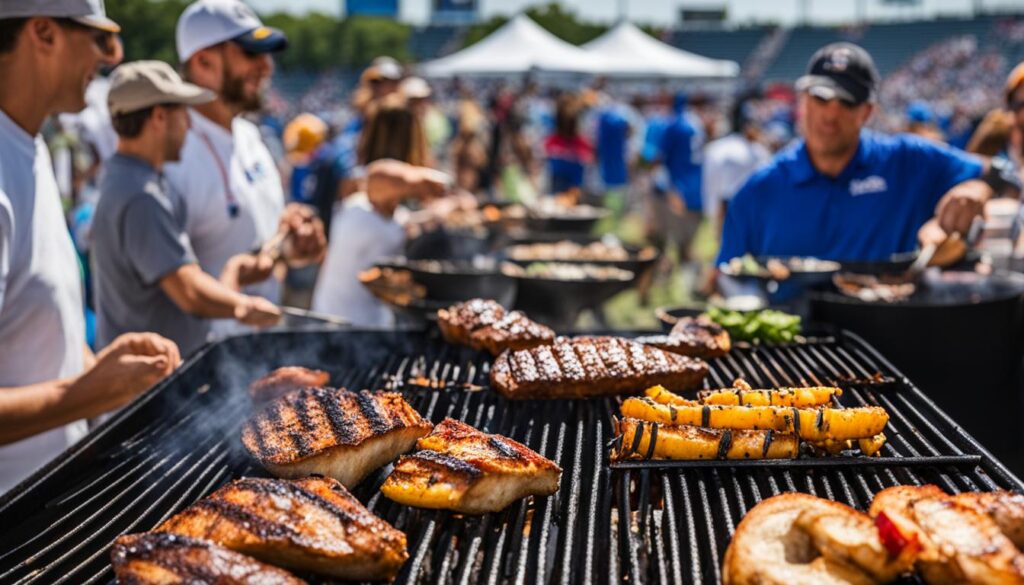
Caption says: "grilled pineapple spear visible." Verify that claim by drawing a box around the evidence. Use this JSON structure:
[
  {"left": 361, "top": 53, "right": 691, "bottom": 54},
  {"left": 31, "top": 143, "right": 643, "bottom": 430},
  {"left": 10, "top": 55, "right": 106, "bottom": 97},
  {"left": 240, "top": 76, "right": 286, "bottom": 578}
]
[
  {"left": 620, "top": 397, "right": 888, "bottom": 442},
  {"left": 613, "top": 418, "right": 798, "bottom": 461},
  {"left": 644, "top": 384, "right": 696, "bottom": 406},
  {"left": 698, "top": 385, "right": 841, "bottom": 408}
]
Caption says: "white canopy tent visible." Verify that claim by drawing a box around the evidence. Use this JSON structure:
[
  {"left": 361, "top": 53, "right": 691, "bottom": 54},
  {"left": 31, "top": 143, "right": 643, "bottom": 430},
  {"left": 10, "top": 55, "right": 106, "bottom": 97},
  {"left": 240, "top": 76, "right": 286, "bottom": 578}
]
[
  {"left": 582, "top": 21, "right": 740, "bottom": 78},
  {"left": 417, "top": 14, "right": 605, "bottom": 77}
]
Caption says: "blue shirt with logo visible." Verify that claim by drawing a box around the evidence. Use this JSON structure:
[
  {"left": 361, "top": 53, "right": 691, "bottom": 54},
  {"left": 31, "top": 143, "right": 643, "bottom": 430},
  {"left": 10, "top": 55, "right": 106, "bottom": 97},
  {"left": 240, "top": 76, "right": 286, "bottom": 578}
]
[
  {"left": 717, "top": 130, "right": 983, "bottom": 265},
  {"left": 659, "top": 111, "right": 705, "bottom": 212}
]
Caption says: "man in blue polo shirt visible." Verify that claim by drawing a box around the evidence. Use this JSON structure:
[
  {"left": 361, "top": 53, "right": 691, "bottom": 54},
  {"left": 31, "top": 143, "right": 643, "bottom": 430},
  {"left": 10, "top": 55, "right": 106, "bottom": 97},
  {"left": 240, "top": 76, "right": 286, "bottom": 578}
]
[{"left": 718, "top": 43, "right": 992, "bottom": 267}]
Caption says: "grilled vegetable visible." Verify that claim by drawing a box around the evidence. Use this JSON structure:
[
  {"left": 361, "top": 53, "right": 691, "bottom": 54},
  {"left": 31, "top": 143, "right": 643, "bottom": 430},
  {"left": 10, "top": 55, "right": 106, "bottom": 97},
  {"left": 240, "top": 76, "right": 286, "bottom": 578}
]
[
  {"left": 644, "top": 384, "right": 696, "bottom": 406},
  {"left": 612, "top": 418, "right": 798, "bottom": 461},
  {"left": 698, "top": 385, "right": 841, "bottom": 408},
  {"left": 806, "top": 433, "right": 887, "bottom": 457},
  {"left": 857, "top": 433, "right": 887, "bottom": 457},
  {"left": 619, "top": 397, "right": 888, "bottom": 442},
  {"left": 705, "top": 307, "right": 801, "bottom": 344}
]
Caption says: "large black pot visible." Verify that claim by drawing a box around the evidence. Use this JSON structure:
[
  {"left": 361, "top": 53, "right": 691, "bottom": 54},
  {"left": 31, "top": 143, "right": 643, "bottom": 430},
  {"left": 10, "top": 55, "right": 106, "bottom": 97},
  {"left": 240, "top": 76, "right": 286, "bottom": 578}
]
[{"left": 810, "top": 269, "right": 1024, "bottom": 467}]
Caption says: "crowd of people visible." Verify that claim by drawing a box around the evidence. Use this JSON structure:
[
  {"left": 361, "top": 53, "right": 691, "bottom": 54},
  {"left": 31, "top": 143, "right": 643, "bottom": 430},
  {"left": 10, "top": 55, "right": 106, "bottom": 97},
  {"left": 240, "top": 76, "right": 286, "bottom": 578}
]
[{"left": 4, "top": 0, "right": 1024, "bottom": 494}]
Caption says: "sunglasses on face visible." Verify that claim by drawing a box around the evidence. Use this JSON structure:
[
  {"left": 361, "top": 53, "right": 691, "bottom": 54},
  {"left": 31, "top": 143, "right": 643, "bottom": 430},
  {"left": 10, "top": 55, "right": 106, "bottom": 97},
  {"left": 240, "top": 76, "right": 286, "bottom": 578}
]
[
  {"left": 810, "top": 94, "right": 859, "bottom": 110},
  {"left": 1009, "top": 99, "right": 1024, "bottom": 114},
  {"left": 56, "top": 18, "right": 118, "bottom": 57}
]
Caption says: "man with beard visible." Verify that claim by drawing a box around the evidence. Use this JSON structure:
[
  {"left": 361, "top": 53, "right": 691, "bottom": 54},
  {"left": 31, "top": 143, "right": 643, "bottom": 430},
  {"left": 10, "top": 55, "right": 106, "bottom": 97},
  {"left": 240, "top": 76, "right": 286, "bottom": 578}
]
[
  {"left": 0, "top": 1, "right": 181, "bottom": 492},
  {"left": 92, "top": 61, "right": 282, "bottom": 357},
  {"left": 165, "top": 0, "right": 326, "bottom": 336}
]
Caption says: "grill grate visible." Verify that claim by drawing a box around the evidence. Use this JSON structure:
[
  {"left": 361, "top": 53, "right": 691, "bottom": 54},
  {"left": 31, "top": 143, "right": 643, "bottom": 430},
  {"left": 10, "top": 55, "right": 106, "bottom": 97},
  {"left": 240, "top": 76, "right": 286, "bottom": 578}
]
[{"left": 0, "top": 329, "right": 1020, "bottom": 584}]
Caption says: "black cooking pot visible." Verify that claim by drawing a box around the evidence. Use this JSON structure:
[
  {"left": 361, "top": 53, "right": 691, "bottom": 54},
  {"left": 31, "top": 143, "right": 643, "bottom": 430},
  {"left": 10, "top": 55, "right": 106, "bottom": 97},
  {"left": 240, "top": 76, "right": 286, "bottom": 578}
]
[
  {"left": 374, "top": 258, "right": 517, "bottom": 309},
  {"left": 810, "top": 269, "right": 1024, "bottom": 467},
  {"left": 510, "top": 266, "right": 635, "bottom": 330},
  {"left": 502, "top": 241, "right": 660, "bottom": 282}
]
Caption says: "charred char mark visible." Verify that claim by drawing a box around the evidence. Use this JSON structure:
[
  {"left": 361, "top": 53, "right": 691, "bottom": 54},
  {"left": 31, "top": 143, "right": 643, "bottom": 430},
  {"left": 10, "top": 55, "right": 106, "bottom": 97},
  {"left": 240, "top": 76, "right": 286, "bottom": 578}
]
[
  {"left": 488, "top": 436, "right": 524, "bottom": 460},
  {"left": 408, "top": 450, "right": 483, "bottom": 478},
  {"left": 235, "top": 478, "right": 360, "bottom": 525},
  {"left": 114, "top": 534, "right": 224, "bottom": 582},
  {"left": 314, "top": 387, "right": 359, "bottom": 445},
  {"left": 355, "top": 391, "right": 390, "bottom": 435},
  {"left": 190, "top": 498, "right": 297, "bottom": 540}
]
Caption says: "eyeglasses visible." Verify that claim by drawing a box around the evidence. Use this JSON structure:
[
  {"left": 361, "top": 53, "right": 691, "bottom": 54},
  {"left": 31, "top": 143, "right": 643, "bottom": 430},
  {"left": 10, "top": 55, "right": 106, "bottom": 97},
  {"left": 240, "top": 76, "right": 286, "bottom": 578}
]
[
  {"left": 56, "top": 18, "right": 118, "bottom": 58},
  {"left": 810, "top": 93, "right": 859, "bottom": 110}
]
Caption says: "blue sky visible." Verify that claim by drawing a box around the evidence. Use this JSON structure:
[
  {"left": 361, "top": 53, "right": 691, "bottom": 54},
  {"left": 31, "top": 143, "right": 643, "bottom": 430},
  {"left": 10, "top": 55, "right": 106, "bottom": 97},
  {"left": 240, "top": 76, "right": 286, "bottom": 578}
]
[{"left": 247, "top": 0, "right": 1021, "bottom": 26}]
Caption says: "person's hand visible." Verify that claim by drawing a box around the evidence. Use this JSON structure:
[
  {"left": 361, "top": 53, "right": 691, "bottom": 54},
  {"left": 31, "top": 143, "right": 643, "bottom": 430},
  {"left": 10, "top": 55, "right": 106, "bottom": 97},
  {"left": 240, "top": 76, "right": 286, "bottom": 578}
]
[
  {"left": 279, "top": 203, "right": 326, "bottom": 266},
  {"left": 917, "top": 219, "right": 968, "bottom": 267},
  {"left": 667, "top": 192, "right": 686, "bottom": 216},
  {"left": 935, "top": 182, "right": 987, "bottom": 236},
  {"left": 74, "top": 333, "right": 181, "bottom": 413},
  {"left": 412, "top": 167, "right": 451, "bottom": 202},
  {"left": 222, "top": 253, "right": 276, "bottom": 290},
  {"left": 234, "top": 295, "right": 282, "bottom": 327}
]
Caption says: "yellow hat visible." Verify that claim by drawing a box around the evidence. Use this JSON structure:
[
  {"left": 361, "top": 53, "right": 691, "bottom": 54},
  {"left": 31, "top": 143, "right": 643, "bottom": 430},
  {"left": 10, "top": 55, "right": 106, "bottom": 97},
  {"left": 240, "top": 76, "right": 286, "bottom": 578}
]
[{"left": 283, "top": 113, "right": 327, "bottom": 161}]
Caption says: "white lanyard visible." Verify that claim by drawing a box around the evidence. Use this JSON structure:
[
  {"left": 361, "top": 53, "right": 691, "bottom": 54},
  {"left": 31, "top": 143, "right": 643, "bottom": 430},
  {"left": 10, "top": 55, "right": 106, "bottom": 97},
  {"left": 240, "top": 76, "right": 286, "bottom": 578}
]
[{"left": 196, "top": 131, "right": 240, "bottom": 219}]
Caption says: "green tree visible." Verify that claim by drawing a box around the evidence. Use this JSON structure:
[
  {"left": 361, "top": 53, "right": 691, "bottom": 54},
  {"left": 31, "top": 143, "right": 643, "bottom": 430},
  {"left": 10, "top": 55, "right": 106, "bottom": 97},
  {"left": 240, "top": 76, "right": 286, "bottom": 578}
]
[{"left": 107, "top": 0, "right": 189, "bottom": 64}]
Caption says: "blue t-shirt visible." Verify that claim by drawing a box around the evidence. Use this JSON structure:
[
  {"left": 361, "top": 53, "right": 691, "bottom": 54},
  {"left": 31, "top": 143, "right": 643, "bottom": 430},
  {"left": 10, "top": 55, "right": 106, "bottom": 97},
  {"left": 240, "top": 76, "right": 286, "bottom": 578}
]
[
  {"left": 595, "top": 106, "right": 630, "bottom": 188},
  {"left": 717, "top": 130, "right": 984, "bottom": 265},
  {"left": 659, "top": 111, "right": 705, "bottom": 212}
]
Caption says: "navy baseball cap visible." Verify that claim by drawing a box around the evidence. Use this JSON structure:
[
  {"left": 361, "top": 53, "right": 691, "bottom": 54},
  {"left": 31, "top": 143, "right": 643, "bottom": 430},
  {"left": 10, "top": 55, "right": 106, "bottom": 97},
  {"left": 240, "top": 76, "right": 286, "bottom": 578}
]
[{"left": 795, "top": 42, "right": 879, "bottom": 105}]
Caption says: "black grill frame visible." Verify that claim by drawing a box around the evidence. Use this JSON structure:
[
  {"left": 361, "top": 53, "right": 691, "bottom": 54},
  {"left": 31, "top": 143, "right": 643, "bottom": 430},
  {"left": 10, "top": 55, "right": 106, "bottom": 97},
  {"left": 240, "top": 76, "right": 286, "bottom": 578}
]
[{"left": 0, "top": 328, "right": 1020, "bottom": 585}]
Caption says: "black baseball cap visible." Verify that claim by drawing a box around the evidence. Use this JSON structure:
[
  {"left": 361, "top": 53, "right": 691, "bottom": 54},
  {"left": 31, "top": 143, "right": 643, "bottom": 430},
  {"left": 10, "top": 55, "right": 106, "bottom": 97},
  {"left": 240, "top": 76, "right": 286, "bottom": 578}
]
[{"left": 795, "top": 42, "right": 879, "bottom": 105}]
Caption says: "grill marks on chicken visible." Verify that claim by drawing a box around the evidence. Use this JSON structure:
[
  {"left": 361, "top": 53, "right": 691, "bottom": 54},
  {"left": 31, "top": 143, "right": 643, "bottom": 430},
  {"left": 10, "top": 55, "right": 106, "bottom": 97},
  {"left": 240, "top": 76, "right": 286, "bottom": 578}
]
[
  {"left": 380, "top": 418, "right": 561, "bottom": 514},
  {"left": 155, "top": 477, "right": 407, "bottom": 581},
  {"left": 490, "top": 336, "right": 708, "bottom": 399},
  {"left": 241, "top": 387, "right": 432, "bottom": 488},
  {"left": 111, "top": 532, "right": 306, "bottom": 585}
]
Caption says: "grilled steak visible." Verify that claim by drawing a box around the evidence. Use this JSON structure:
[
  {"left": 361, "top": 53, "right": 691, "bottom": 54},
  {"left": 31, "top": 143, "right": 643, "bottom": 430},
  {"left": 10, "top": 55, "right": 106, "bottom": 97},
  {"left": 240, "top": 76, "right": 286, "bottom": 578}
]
[
  {"left": 470, "top": 310, "right": 555, "bottom": 356},
  {"left": 380, "top": 418, "right": 561, "bottom": 514},
  {"left": 111, "top": 532, "right": 305, "bottom": 585},
  {"left": 490, "top": 336, "right": 708, "bottom": 399},
  {"left": 241, "top": 387, "right": 432, "bottom": 488},
  {"left": 637, "top": 316, "right": 730, "bottom": 359},
  {"left": 249, "top": 367, "right": 330, "bottom": 405},
  {"left": 437, "top": 299, "right": 506, "bottom": 346},
  {"left": 155, "top": 477, "right": 407, "bottom": 581}
]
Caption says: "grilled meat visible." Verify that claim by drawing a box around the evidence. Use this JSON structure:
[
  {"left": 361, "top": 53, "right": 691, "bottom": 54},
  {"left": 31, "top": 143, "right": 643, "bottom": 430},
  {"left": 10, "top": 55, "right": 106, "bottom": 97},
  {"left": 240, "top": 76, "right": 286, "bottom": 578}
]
[
  {"left": 249, "top": 367, "right": 330, "bottom": 405},
  {"left": 636, "top": 316, "right": 731, "bottom": 359},
  {"left": 111, "top": 532, "right": 305, "bottom": 585},
  {"left": 469, "top": 310, "right": 555, "bottom": 356},
  {"left": 490, "top": 336, "right": 708, "bottom": 399},
  {"left": 956, "top": 491, "right": 1024, "bottom": 550},
  {"left": 155, "top": 477, "right": 407, "bottom": 581},
  {"left": 870, "top": 485, "right": 1024, "bottom": 585},
  {"left": 241, "top": 387, "right": 432, "bottom": 488},
  {"left": 380, "top": 418, "right": 561, "bottom": 514},
  {"left": 437, "top": 299, "right": 506, "bottom": 346},
  {"left": 723, "top": 493, "right": 883, "bottom": 585}
]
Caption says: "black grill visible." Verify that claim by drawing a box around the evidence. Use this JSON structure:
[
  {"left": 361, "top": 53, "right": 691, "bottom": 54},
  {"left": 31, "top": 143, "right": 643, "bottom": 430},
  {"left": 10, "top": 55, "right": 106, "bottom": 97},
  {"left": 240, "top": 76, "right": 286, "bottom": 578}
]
[{"left": 0, "top": 329, "right": 1020, "bottom": 584}]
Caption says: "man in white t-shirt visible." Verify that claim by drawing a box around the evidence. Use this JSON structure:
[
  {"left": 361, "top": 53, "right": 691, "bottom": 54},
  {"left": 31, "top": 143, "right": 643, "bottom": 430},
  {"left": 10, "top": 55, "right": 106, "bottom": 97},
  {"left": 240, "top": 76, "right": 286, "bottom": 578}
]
[
  {"left": 702, "top": 99, "right": 771, "bottom": 235},
  {"left": 164, "top": 0, "right": 326, "bottom": 336},
  {"left": 0, "top": 1, "right": 181, "bottom": 493}
]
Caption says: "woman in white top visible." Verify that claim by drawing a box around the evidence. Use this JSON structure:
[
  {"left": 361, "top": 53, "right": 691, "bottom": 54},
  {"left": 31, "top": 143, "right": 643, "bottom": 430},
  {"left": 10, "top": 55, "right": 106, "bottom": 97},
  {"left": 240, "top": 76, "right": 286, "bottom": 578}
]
[{"left": 313, "top": 94, "right": 447, "bottom": 326}]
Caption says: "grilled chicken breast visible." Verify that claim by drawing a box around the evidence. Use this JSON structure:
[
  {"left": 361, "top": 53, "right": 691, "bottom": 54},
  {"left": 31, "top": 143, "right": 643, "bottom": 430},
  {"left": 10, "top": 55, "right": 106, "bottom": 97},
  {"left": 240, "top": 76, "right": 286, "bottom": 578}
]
[
  {"left": 111, "top": 532, "right": 305, "bottom": 585},
  {"left": 380, "top": 418, "right": 561, "bottom": 514},
  {"left": 490, "top": 336, "right": 708, "bottom": 399},
  {"left": 248, "top": 367, "right": 330, "bottom": 405},
  {"left": 636, "top": 316, "right": 731, "bottom": 359},
  {"left": 955, "top": 491, "right": 1024, "bottom": 549},
  {"left": 469, "top": 310, "right": 555, "bottom": 356},
  {"left": 437, "top": 299, "right": 506, "bottom": 346},
  {"left": 155, "top": 477, "right": 407, "bottom": 581},
  {"left": 723, "top": 493, "right": 880, "bottom": 585},
  {"left": 870, "top": 485, "right": 1024, "bottom": 585},
  {"left": 241, "top": 387, "right": 432, "bottom": 488}
]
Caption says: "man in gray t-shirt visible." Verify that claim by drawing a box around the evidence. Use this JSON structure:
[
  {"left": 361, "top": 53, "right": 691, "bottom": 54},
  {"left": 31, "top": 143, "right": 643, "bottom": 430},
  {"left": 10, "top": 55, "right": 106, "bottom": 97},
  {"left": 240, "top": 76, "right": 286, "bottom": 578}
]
[{"left": 92, "top": 61, "right": 280, "bottom": 356}]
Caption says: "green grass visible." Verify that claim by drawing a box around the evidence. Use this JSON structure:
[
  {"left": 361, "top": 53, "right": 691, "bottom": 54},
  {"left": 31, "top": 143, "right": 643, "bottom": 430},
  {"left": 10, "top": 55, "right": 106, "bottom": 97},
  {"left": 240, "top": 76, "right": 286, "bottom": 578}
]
[{"left": 581, "top": 211, "right": 719, "bottom": 331}]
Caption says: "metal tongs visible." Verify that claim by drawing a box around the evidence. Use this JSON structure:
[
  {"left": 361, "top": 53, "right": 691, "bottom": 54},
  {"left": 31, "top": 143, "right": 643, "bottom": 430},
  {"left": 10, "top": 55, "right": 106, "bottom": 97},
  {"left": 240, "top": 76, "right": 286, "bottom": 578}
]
[{"left": 906, "top": 216, "right": 985, "bottom": 282}]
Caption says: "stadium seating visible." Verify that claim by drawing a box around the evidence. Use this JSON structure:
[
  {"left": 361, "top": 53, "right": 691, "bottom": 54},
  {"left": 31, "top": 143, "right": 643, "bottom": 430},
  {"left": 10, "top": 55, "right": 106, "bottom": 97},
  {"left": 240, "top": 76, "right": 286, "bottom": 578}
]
[
  {"left": 668, "top": 27, "right": 771, "bottom": 68},
  {"left": 408, "top": 25, "right": 465, "bottom": 61}
]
